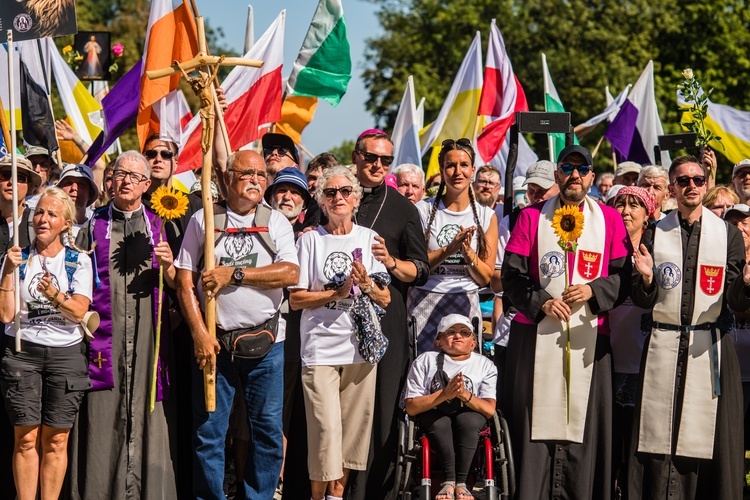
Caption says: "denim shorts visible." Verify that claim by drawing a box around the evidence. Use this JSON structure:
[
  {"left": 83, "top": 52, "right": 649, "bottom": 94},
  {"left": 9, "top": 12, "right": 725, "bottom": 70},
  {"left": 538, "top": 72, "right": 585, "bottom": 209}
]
[{"left": 0, "top": 336, "right": 91, "bottom": 428}]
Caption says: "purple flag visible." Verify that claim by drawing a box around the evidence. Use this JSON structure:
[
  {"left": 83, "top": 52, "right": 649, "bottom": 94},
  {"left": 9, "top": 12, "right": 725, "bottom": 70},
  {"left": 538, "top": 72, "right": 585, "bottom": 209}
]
[{"left": 85, "top": 60, "right": 142, "bottom": 166}]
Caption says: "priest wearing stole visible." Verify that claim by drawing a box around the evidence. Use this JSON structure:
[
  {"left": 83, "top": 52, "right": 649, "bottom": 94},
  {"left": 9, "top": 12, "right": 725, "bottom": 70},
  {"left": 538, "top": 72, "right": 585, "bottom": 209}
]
[
  {"left": 629, "top": 155, "right": 750, "bottom": 500},
  {"left": 501, "top": 145, "right": 631, "bottom": 499}
]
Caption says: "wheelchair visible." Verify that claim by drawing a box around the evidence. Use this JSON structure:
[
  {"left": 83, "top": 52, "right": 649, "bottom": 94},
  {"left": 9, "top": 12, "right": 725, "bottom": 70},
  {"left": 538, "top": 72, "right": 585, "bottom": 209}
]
[{"left": 394, "top": 313, "right": 515, "bottom": 499}]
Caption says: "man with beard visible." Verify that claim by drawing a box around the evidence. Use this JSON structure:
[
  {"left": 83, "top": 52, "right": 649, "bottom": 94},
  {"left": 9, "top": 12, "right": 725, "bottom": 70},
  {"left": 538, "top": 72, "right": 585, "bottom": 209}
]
[
  {"left": 629, "top": 155, "right": 750, "bottom": 500},
  {"left": 732, "top": 159, "right": 750, "bottom": 205},
  {"left": 175, "top": 150, "right": 299, "bottom": 499},
  {"left": 472, "top": 164, "right": 502, "bottom": 210},
  {"left": 262, "top": 133, "right": 299, "bottom": 183},
  {"left": 501, "top": 145, "right": 631, "bottom": 499},
  {"left": 345, "top": 129, "right": 429, "bottom": 500}
]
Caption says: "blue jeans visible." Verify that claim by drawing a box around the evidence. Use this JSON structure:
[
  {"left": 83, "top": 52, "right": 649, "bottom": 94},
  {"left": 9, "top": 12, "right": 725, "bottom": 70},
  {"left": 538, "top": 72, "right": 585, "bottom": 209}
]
[{"left": 192, "top": 341, "right": 284, "bottom": 499}]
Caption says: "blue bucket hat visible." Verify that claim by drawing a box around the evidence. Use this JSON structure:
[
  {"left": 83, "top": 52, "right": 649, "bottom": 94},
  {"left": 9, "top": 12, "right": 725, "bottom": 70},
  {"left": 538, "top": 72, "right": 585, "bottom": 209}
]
[{"left": 263, "top": 167, "right": 311, "bottom": 206}]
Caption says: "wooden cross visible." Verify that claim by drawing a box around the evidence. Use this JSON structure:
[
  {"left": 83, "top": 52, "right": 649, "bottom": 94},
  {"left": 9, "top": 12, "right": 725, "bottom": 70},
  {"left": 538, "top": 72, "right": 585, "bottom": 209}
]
[
  {"left": 147, "top": 14, "right": 263, "bottom": 412},
  {"left": 94, "top": 351, "right": 107, "bottom": 369}
]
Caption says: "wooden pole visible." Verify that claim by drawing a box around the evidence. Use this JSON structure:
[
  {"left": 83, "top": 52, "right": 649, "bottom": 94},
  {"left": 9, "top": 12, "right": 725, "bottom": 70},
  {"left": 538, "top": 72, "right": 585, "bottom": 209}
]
[{"left": 7, "top": 31, "right": 21, "bottom": 353}]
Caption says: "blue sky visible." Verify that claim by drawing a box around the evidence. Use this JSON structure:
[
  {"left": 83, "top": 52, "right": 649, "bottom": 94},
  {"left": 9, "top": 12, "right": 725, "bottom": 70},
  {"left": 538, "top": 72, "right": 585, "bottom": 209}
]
[{"left": 194, "top": 0, "right": 382, "bottom": 158}]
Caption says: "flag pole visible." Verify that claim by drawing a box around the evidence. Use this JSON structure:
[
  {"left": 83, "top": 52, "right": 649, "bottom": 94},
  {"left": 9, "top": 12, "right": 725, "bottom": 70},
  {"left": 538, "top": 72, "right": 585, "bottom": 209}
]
[
  {"left": 542, "top": 53, "right": 555, "bottom": 162},
  {"left": 7, "top": 30, "right": 22, "bottom": 353}
]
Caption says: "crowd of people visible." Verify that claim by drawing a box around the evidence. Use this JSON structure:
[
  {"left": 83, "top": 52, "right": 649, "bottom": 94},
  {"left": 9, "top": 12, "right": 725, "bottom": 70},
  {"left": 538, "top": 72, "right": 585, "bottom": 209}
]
[{"left": 1, "top": 120, "right": 750, "bottom": 500}]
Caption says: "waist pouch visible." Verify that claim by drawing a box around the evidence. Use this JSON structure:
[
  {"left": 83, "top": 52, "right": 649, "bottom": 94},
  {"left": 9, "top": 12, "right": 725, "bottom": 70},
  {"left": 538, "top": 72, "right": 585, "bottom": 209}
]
[{"left": 218, "top": 311, "right": 279, "bottom": 361}]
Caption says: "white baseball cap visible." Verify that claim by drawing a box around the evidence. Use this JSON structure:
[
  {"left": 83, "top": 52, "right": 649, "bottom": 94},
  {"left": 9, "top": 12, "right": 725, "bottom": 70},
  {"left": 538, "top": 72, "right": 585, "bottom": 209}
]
[{"left": 436, "top": 314, "right": 474, "bottom": 336}]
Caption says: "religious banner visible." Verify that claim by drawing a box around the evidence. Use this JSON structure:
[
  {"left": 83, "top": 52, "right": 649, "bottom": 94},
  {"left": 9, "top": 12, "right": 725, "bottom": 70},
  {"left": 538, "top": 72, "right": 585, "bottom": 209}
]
[
  {"left": 74, "top": 31, "right": 110, "bottom": 81},
  {"left": 0, "top": 0, "right": 77, "bottom": 43}
]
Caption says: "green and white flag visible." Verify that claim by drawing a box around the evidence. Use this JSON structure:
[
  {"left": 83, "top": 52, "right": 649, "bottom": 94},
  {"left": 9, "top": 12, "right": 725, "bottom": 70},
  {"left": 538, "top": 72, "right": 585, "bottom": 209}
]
[
  {"left": 542, "top": 53, "right": 578, "bottom": 161},
  {"left": 285, "top": 0, "right": 351, "bottom": 106}
]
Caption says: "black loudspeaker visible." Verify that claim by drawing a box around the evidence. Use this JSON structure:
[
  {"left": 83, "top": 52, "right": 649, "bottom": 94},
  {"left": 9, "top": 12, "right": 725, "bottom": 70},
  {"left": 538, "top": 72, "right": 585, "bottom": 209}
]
[
  {"left": 516, "top": 112, "right": 571, "bottom": 134},
  {"left": 657, "top": 133, "right": 698, "bottom": 152}
]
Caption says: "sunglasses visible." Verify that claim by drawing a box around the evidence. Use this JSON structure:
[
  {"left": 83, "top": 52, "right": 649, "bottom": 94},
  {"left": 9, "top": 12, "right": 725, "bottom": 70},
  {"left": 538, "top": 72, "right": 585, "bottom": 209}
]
[
  {"left": 442, "top": 328, "right": 473, "bottom": 338},
  {"left": 264, "top": 147, "right": 294, "bottom": 160},
  {"left": 0, "top": 171, "right": 29, "bottom": 183},
  {"left": 144, "top": 149, "right": 175, "bottom": 161},
  {"left": 673, "top": 175, "right": 706, "bottom": 188},
  {"left": 441, "top": 138, "right": 473, "bottom": 149},
  {"left": 559, "top": 163, "right": 592, "bottom": 176},
  {"left": 323, "top": 186, "right": 354, "bottom": 199},
  {"left": 357, "top": 150, "right": 394, "bottom": 167}
]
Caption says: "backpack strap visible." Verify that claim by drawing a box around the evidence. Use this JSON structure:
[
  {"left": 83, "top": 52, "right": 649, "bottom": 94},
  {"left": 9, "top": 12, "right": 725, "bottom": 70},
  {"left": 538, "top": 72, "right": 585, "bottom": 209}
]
[
  {"left": 253, "top": 204, "right": 277, "bottom": 258},
  {"left": 64, "top": 247, "right": 79, "bottom": 294},
  {"left": 204, "top": 202, "right": 277, "bottom": 268},
  {"left": 18, "top": 246, "right": 31, "bottom": 281}
]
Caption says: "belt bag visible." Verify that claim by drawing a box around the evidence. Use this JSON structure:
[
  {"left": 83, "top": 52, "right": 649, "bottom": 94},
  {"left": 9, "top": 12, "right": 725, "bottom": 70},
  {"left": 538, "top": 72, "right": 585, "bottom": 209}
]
[{"left": 218, "top": 311, "right": 279, "bottom": 361}]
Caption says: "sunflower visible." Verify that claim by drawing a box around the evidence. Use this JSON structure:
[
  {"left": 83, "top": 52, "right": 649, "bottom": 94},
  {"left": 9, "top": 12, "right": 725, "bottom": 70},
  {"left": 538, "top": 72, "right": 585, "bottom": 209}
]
[
  {"left": 150, "top": 185, "right": 189, "bottom": 221},
  {"left": 552, "top": 205, "right": 584, "bottom": 243}
]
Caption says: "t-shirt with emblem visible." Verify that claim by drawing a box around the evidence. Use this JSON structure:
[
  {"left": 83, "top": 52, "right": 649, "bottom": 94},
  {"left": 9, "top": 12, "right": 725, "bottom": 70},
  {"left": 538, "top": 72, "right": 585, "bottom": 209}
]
[
  {"left": 415, "top": 199, "right": 494, "bottom": 294},
  {"left": 175, "top": 206, "right": 298, "bottom": 338},
  {"left": 2, "top": 247, "right": 93, "bottom": 347},
  {"left": 294, "top": 224, "right": 387, "bottom": 366},
  {"left": 404, "top": 351, "right": 498, "bottom": 400}
]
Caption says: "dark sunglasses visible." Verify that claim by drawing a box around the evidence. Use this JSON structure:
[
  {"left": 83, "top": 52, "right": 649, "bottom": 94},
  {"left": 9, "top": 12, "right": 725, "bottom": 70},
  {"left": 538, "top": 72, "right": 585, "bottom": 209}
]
[
  {"left": 559, "top": 163, "right": 592, "bottom": 176},
  {"left": 0, "top": 171, "right": 28, "bottom": 183},
  {"left": 441, "top": 138, "right": 473, "bottom": 149},
  {"left": 144, "top": 149, "right": 175, "bottom": 161},
  {"left": 673, "top": 175, "right": 706, "bottom": 188},
  {"left": 357, "top": 150, "right": 394, "bottom": 166},
  {"left": 264, "top": 147, "right": 294, "bottom": 159},
  {"left": 323, "top": 186, "right": 354, "bottom": 199}
]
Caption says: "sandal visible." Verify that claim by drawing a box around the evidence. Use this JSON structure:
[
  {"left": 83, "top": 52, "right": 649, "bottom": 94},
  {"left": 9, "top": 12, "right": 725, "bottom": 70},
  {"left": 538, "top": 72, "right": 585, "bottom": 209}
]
[
  {"left": 436, "top": 481, "right": 455, "bottom": 500},
  {"left": 455, "top": 483, "right": 474, "bottom": 500}
]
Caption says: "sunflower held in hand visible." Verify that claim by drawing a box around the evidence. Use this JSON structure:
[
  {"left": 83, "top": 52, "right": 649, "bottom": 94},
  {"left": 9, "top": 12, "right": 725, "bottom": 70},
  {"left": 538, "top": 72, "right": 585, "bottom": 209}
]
[
  {"left": 552, "top": 205, "right": 584, "bottom": 252},
  {"left": 150, "top": 185, "right": 189, "bottom": 221}
]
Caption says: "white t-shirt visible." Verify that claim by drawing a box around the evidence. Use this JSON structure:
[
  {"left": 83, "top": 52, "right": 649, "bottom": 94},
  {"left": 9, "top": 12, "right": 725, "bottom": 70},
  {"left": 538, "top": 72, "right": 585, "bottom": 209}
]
[
  {"left": 294, "top": 225, "right": 387, "bottom": 367},
  {"left": 3, "top": 247, "right": 93, "bottom": 347},
  {"left": 415, "top": 200, "right": 494, "bottom": 293},
  {"left": 174, "top": 206, "right": 299, "bottom": 337},
  {"left": 404, "top": 351, "right": 498, "bottom": 400}
]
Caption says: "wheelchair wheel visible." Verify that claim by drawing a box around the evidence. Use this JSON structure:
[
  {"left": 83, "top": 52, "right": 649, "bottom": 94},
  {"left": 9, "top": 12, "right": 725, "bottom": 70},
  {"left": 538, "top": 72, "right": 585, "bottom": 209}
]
[
  {"left": 493, "top": 411, "right": 516, "bottom": 499},
  {"left": 394, "top": 415, "right": 417, "bottom": 499}
]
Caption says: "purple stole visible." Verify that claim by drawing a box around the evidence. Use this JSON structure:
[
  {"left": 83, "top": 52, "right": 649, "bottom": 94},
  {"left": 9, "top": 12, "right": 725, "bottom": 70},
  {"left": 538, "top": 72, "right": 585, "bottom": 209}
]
[{"left": 88, "top": 205, "right": 170, "bottom": 401}]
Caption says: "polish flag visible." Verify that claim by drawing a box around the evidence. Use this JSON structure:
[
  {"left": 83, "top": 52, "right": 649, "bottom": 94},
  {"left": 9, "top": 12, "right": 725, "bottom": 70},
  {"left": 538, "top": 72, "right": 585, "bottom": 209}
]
[
  {"left": 154, "top": 89, "right": 193, "bottom": 148},
  {"left": 476, "top": 19, "right": 528, "bottom": 163},
  {"left": 176, "top": 11, "right": 285, "bottom": 173},
  {"left": 136, "top": 0, "right": 198, "bottom": 149}
]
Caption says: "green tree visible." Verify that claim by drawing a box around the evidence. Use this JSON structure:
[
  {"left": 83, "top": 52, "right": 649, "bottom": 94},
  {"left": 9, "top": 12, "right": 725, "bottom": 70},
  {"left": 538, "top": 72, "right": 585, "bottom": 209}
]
[
  {"left": 363, "top": 0, "right": 750, "bottom": 174},
  {"left": 327, "top": 139, "right": 357, "bottom": 165}
]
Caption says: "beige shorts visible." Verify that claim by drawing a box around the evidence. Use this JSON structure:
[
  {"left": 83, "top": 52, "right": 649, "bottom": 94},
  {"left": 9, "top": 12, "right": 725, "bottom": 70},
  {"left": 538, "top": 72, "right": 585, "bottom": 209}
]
[{"left": 301, "top": 363, "right": 377, "bottom": 481}]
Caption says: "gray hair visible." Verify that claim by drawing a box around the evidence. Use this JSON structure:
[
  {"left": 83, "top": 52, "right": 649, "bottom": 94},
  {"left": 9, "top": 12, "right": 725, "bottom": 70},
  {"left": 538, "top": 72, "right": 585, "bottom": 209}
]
[
  {"left": 596, "top": 172, "right": 614, "bottom": 187},
  {"left": 638, "top": 165, "right": 668, "bottom": 185},
  {"left": 114, "top": 150, "right": 151, "bottom": 178},
  {"left": 392, "top": 163, "right": 425, "bottom": 187},
  {"left": 315, "top": 165, "right": 363, "bottom": 204}
]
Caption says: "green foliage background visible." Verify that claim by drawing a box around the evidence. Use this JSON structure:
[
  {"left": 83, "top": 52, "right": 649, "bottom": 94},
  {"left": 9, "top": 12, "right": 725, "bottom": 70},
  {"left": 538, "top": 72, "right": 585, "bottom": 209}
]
[{"left": 361, "top": 0, "right": 750, "bottom": 180}]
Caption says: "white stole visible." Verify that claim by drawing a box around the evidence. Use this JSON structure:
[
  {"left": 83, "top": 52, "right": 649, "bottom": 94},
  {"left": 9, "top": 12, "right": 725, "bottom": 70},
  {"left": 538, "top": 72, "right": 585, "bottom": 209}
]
[
  {"left": 638, "top": 207, "right": 726, "bottom": 459},
  {"left": 532, "top": 195, "right": 606, "bottom": 443}
]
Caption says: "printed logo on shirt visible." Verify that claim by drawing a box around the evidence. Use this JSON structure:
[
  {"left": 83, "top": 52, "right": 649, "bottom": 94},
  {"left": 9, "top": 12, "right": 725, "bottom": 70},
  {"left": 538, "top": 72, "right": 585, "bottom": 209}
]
[
  {"left": 540, "top": 251, "right": 565, "bottom": 279},
  {"left": 429, "top": 372, "right": 475, "bottom": 396},
  {"left": 437, "top": 224, "right": 467, "bottom": 266},
  {"left": 219, "top": 234, "right": 257, "bottom": 268},
  {"left": 323, "top": 251, "right": 353, "bottom": 289},
  {"left": 656, "top": 262, "right": 681, "bottom": 290},
  {"left": 26, "top": 272, "right": 63, "bottom": 323}
]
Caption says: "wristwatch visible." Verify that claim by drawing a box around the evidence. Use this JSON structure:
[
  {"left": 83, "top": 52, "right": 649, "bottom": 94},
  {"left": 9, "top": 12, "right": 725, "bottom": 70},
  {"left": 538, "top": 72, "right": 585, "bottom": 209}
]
[{"left": 233, "top": 267, "right": 245, "bottom": 286}]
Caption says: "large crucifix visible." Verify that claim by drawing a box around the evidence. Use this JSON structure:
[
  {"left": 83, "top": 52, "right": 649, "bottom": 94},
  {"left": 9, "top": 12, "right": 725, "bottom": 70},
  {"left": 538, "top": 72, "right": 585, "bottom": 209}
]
[{"left": 146, "top": 12, "right": 263, "bottom": 412}]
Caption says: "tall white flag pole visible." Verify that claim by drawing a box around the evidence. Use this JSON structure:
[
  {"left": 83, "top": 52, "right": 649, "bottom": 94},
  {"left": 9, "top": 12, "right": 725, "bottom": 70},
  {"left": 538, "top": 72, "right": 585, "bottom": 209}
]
[
  {"left": 7, "top": 30, "right": 21, "bottom": 353},
  {"left": 244, "top": 5, "right": 255, "bottom": 54},
  {"left": 542, "top": 53, "right": 555, "bottom": 162}
]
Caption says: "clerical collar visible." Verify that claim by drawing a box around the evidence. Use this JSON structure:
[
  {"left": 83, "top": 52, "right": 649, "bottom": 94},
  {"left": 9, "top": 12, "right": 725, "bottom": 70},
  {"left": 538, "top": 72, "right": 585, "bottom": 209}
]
[
  {"left": 112, "top": 204, "right": 142, "bottom": 220},
  {"left": 362, "top": 183, "right": 385, "bottom": 195}
]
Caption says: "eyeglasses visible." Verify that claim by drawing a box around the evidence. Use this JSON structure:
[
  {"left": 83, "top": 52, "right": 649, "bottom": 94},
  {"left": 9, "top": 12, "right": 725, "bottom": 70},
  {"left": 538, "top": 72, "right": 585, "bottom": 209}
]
[
  {"left": 143, "top": 149, "right": 175, "bottom": 161},
  {"left": 475, "top": 179, "right": 499, "bottom": 188},
  {"left": 441, "top": 138, "right": 473, "bottom": 149},
  {"left": 734, "top": 170, "right": 750, "bottom": 179},
  {"left": 559, "top": 163, "right": 592, "bottom": 176},
  {"left": 322, "top": 186, "right": 354, "bottom": 199},
  {"left": 229, "top": 168, "right": 268, "bottom": 181},
  {"left": 356, "top": 150, "right": 394, "bottom": 167},
  {"left": 673, "top": 175, "right": 706, "bottom": 188},
  {"left": 264, "top": 147, "right": 294, "bottom": 160},
  {"left": 442, "top": 328, "right": 473, "bottom": 338},
  {"left": 113, "top": 170, "right": 149, "bottom": 184},
  {"left": 0, "top": 171, "right": 28, "bottom": 183}
]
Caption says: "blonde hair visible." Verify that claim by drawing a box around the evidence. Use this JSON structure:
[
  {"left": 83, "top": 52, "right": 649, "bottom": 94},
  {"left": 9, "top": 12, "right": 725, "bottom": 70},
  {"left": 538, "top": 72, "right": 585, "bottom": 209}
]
[
  {"left": 35, "top": 187, "right": 91, "bottom": 254},
  {"left": 703, "top": 185, "right": 739, "bottom": 209}
]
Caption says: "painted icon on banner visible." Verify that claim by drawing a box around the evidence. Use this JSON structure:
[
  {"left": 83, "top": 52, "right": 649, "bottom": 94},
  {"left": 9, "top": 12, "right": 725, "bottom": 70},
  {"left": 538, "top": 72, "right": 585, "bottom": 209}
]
[
  {"left": 0, "top": 0, "right": 77, "bottom": 43},
  {"left": 75, "top": 31, "right": 110, "bottom": 81}
]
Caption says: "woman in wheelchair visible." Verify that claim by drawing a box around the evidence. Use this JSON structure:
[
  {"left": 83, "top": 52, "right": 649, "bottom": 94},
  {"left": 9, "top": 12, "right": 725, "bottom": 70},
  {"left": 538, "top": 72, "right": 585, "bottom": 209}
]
[{"left": 404, "top": 314, "right": 498, "bottom": 500}]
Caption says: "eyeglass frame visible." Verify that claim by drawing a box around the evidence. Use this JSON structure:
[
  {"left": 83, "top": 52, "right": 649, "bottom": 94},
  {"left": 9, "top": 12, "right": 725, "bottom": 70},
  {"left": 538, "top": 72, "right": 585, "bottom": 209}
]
[
  {"left": 113, "top": 169, "right": 150, "bottom": 184},
  {"left": 143, "top": 149, "right": 175, "bottom": 161},
  {"left": 672, "top": 175, "right": 706, "bottom": 188},
  {"left": 355, "top": 150, "right": 394, "bottom": 167},
  {"left": 227, "top": 168, "right": 268, "bottom": 181},
  {"left": 322, "top": 186, "right": 355, "bottom": 199}
]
